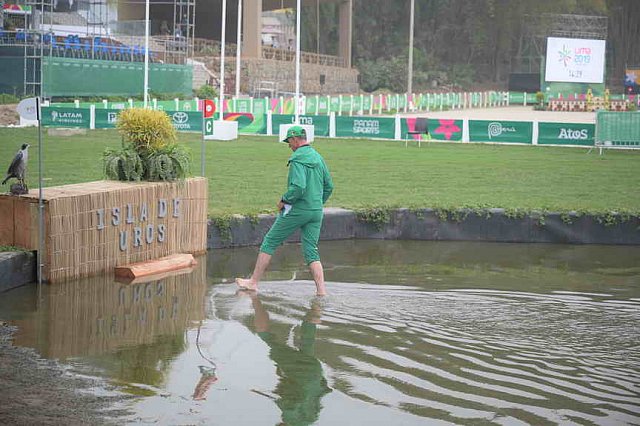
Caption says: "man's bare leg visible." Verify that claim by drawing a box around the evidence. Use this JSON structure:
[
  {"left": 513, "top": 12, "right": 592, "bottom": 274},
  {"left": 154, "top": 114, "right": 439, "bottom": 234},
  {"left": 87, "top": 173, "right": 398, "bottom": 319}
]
[
  {"left": 309, "top": 261, "right": 327, "bottom": 296},
  {"left": 236, "top": 252, "right": 272, "bottom": 291}
]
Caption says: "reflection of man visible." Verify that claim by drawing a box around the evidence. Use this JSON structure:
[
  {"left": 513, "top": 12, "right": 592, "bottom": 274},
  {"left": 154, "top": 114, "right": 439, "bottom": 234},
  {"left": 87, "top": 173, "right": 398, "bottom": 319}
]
[
  {"left": 240, "top": 291, "right": 330, "bottom": 426},
  {"left": 192, "top": 365, "right": 218, "bottom": 401}
]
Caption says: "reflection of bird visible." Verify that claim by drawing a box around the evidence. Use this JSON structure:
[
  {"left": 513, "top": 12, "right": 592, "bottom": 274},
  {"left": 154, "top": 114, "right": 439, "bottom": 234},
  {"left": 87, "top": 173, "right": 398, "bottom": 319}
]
[{"left": 2, "top": 143, "right": 30, "bottom": 190}]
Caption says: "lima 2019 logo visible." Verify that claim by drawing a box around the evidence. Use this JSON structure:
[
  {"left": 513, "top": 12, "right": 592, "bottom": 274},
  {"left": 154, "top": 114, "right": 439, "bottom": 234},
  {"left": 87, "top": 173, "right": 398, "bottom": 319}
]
[{"left": 558, "top": 44, "right": 592, "bottom": 67}]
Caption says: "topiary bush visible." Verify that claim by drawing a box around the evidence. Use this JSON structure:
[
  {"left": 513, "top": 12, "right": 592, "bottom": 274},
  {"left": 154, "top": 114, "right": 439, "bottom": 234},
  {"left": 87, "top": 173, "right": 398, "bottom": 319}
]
[{"left": 103, "top": 108, "right": 191, "bottom": 182}]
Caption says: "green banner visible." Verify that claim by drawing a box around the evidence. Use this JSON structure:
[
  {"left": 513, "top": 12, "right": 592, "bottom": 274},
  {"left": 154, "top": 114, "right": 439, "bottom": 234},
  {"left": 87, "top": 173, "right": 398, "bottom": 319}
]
[
  {"left": 335, "top": 116, "right": 395, "bottom": 139},
  {"left": 363, "top": 95, "right": 372, "bottom": 112},
  {"left": 469, "top": 120, "right": 533, "bottom": 143},
  {"left": 400, "top": 118, "right": 463, "bottom": 141},
  {"left": 166, "top": 110, "right": 202, "bottom": 132},
  {"left": 234, "top": 99, "right": 252, "bottom": 113},
  {"left": 328, "top": 97, "right": 339, "bottom": 113},
  {"left": 252, "top": 99, "right": 267, "bottom": 116},
  {"left": 95, "top": 108, "right": 122, "bottom": 129},
  {"left": 305, "top": 97, "right": 318, "bottom": 114},
  {"left": 538, "top": 122, "right": 595, "bottom": 146},
  {"left": 340, "top": 96, "right": 352, "bottom": 113},
  {"left": 41, "top": 107, "right": 91, "bottom": 128},
  {"left": 42, "top": 57, "right": 192, "bottom": 97},
  {"left": 318, "top": 97, "right": 330, "bottom": 115},
  {"left": 272, "top": 114, "right": 330, "bottom": 137}
]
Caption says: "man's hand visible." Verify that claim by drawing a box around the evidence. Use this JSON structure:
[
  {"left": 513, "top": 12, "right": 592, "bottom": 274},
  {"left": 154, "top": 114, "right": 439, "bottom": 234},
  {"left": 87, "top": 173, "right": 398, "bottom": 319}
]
[{"left": 277, "top": 200, "right": 284, "bottom": 211}]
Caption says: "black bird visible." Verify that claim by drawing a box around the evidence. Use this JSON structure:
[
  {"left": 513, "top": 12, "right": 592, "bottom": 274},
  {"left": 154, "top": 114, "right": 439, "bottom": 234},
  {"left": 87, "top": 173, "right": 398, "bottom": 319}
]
[{"left": 2, "top": 143, "right": 30, "bottom": 190}]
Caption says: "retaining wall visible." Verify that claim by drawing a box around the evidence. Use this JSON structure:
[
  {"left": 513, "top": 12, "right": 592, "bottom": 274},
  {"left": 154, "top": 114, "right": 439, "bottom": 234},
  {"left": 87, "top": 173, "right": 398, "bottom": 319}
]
[
  {"left": 208, "top": 207, "right": 640, "bottom": 249},
  {"left": 0, "top": 251, "right": 36, "bottom": 293}
]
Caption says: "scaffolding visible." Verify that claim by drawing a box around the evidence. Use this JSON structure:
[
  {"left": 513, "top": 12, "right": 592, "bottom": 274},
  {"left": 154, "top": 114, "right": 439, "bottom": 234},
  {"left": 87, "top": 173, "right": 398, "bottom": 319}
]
[
  {"left": 23, "top": 0, "right": 53, "bottom": 97},
  {"left": 516, "top": 13, "right": 608, "bottom": 73},
  {"left": 165, "top": 0, "right": 195, "bottom": 65}
]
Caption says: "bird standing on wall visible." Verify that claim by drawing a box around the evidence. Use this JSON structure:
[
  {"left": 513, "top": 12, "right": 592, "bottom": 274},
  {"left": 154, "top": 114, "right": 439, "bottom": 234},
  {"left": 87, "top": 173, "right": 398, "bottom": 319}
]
[{"left": 2, "top": 143, "right": 30, "bottom": 194}]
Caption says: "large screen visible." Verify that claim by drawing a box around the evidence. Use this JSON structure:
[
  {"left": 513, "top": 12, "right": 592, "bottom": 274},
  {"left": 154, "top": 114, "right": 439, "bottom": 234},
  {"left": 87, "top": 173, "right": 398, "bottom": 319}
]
[{"left": 545, "top": 37, "right": 606, "bottom": 84}]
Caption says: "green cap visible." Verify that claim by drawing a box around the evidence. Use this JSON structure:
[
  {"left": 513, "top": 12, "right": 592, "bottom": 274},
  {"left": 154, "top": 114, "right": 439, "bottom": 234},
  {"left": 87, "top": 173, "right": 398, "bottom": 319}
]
[{"left": 281, "top": 125, "right": 306, "bottom": 142}]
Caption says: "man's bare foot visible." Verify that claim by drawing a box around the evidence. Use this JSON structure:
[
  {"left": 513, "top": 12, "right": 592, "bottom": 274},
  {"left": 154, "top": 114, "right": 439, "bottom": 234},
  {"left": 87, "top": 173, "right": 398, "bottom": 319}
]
[{"left": 236, "top": 277, "right": 258, "bottom": 291}]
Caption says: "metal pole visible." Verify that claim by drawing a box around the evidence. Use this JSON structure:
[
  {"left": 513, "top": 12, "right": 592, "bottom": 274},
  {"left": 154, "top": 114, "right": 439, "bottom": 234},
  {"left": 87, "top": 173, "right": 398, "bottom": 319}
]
[
  {"left": 235, "top": 0, "right": 242, "bottom": 97},
  {"left": 219, "top": 0, "right": 227, "bottom": 121},
  {"left": 407, "top": 0, "right": 415, "bottom": 97},
  {"left": 37, "top": 97, "right": 43, "bottom": 293},
  {"left": 144, "top": 0, "right": 150, "bottom": 108},
  {"left": 294, "top": 0, "right": 301, "bottom": 124}
]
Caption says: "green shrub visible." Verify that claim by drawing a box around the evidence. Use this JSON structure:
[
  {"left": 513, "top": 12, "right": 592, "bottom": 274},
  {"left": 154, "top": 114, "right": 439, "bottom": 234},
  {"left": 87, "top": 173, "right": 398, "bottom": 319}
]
[
  {"left": 103, "top": 147, "right": 144, "bottom": 181},
  {"left": 116, "top": 108, "right": 177, "bottom": 156},
  {"left": 195, "top": 85, "right": 218, "bottom": 100},
  {"left": 0, "top": 93, "right": 20, "bottom": 104},
  {"left": 104, "top": 108, "right": 191, "bottom": 182}
]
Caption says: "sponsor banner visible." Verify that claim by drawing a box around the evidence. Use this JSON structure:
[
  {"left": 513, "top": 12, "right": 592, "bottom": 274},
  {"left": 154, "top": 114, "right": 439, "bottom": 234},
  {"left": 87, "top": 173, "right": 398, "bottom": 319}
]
[
  {"left": 272, "top": 114, "right": 330, "bottom": 137},
  {"left": 538, "top": 122, "right": 595, "bottom": 146},
  {"left": 335, "top": 116, "right": 395, "bottom": 139},
  {"left": 401, "top": 118, "right": 463, "bottom": 141},
  {"left": 469, "top": 120, "right": 533, "bottom": 143},
  {"left": 204, "top": 114, "right": 267, "bottom": 136},
  {"left": 167, "top": 110, "right": 202, "bottom": 132},
  {"left": 41, "top": 107, "right": 90, "bottom": 127},
  {"left": 95, "top": 109, "right": 123, "bottom": 129}
]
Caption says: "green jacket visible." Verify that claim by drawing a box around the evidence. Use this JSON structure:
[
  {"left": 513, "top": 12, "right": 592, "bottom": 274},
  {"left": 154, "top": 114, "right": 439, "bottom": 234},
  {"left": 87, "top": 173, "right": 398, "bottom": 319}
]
[{"left": 281, "top": 145, "right": 333, "bottom": 211}]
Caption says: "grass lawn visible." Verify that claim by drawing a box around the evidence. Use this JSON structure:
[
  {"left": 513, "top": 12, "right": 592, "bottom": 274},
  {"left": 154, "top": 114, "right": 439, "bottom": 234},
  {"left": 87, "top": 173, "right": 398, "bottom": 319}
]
[{"left": 1, "top": 127, "right": 639, "bottom": 217}]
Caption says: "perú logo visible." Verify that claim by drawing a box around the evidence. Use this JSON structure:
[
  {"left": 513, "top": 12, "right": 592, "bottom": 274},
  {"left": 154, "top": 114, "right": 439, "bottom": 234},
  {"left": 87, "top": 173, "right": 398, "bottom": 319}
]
[
  {"left": 172, "top": 112, "right": 189, "bottom": 124},
  {"left": 488, "top": 122, "right": 515, "bottom": 139},
  {"left": 107, "top": 112, "right": 118, "bottom": 123},
  {"left": 558, "top": 128, "right": 588, "bottom": 140}
]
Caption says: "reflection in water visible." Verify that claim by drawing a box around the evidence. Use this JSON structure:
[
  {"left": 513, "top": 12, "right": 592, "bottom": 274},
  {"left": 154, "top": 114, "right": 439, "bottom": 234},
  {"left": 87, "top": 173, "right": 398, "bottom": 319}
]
[
  {"left": 238, "top": 291, "right": 331, "bottom": 425},
  {"left": 1, "top": 241, "right": 639, "bottom": 424},
  {"left": 2, "top": 257, "right": 207, "bottom": 390}
]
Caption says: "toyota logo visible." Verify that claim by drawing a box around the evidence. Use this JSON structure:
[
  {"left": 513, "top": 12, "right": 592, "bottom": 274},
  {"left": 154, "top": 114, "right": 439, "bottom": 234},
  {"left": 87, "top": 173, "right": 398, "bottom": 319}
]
[{"left": 173, "top": 112, "right": 189, "bottom": 124}]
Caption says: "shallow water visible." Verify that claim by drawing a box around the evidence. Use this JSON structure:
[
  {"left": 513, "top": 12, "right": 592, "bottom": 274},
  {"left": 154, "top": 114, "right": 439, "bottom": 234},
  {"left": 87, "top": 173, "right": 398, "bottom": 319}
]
[{"left": 1, "top": 240, "right": 640, "bottom": 425}]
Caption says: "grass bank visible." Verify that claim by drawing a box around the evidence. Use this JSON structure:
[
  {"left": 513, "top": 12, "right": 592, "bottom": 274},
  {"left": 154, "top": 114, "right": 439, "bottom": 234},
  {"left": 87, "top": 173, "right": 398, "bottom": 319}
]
[{"left": 1, "top": 127, "right": 639, "bottom": 218}]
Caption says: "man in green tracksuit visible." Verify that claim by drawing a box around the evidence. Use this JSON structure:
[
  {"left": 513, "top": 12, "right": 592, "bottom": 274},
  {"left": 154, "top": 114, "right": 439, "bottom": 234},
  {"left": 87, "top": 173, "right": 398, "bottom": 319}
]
[{"left": 236, "top": 126, "right": 334, "bottom": 296}]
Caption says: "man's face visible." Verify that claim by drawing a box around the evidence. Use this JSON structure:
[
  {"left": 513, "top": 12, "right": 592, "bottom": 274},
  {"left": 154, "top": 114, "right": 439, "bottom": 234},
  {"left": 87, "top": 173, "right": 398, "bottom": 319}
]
[{"left": 287, "top": 136, "right": 298, "bottom": 151}]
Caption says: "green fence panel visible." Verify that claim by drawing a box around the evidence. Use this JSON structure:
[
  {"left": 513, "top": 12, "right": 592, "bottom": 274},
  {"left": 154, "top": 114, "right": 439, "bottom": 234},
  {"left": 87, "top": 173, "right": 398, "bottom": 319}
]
[
  {"left": 340, "top": 96, "right": 352, "bottom": 114},
  {"left": 234, "top": 99, "right": 252, "bottom": 113},
  {"left": 362, "top": 95, "right": 372, "bottom": 112},
  {"left": 595, "top": 111, "right": 640, "bottom": 144},
  {"left": 317, "top": 97, "right": 330, "bottom": 115},
  {"left": 41, "top": 107, "right": 91, "bottom": 128},
  {"left": 509, "top": 92, "right": 525, "bottom": 104},
  {"left": 329, "top": 96, "right": 340, "bottom": 113},
  {"left": 336, "top": 116, "right": 396, "bottom": 139},
  {"left": 400, "top": 118, "right": 463, "bottom": 141},
  {"left": 353, "top": 96, "right": 363, "bottom": 112},
  {"left": 42, "top": 57, "right": 192, "bottom": 97},
  {"left": 272, "top": 114, "right": 330, "bottom": 137},
  {"left": 469, "top": 120, "right": 533, "bottom": 143},
  {"left": 252, "top": 98, "right": 267, "bottom": 116},
  {"left": 305, "top": 97, "right": 318, "bottom": 114},
  {"left": 204, "top": 113, "right": 267, "bottom": 135},
  {"left": 538, "top": 122, "right": 595, "bottom": 146},
  {"left": 154, "top": 100, "right": 173, "bottom": 111}
]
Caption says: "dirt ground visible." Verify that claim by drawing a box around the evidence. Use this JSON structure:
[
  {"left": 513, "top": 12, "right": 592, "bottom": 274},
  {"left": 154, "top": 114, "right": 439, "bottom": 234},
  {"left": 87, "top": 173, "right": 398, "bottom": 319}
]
[
  {"left": 0, "top": 104, "right": 20, "bottom": 126},
  {"left": 0, "top": 322, "right": 131, "bottom": 425}
]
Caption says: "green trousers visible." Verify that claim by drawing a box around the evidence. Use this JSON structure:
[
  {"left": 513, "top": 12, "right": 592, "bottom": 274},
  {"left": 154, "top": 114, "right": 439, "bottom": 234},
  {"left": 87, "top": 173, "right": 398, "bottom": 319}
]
[{"left": 260, "top": 208, "right": 323, "bottom": 264}]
